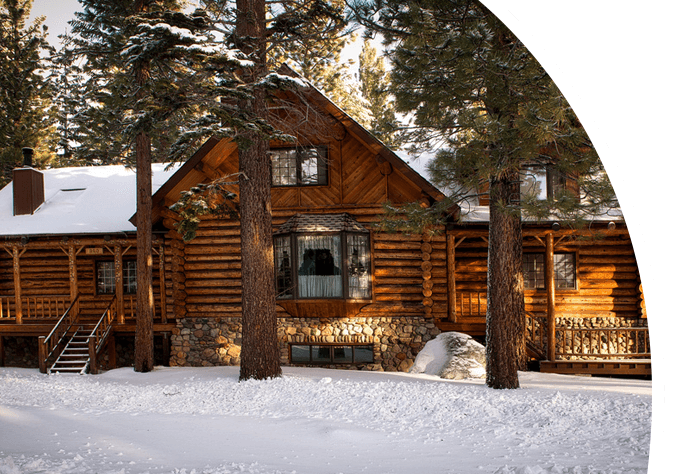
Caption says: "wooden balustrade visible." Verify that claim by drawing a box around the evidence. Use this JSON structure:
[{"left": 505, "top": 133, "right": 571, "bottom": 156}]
[
  {"left": 87, "top": 295, "right": 116, "bottom": 374},
  {"left": 38, "top": 295, "right": 81, "bottom": 373},
  {"left": 557, "top": 326, "right": 650, "bottom": 359},
  {"left": 0, "top": 296, "right": 13, "bottom": 321},
  {"left": 1, "top": 295, "right": 71, "bottom": 322},
  {"left": 455, "top": 291, "right": 650, "bottom": 361},
  {"left": 457, "top": 291, "right": 487, "bottom": 317}
]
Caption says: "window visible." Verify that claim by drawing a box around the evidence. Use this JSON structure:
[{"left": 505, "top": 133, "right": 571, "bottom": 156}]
[
  {"left": 523, "top": 253, "right": 576, "bottom": 290},
  {"left": 274, "top": 232, "right": 371, "bottom": 300},
  {"left": 290, "top": 344, "right": 374, "bottom": 365},
  {"left": 271, "top": 147, "right": 328, "bottom": 186},
  {"left": 96, "top": 260, "right": 137, "bottom": 295},
  {"left": 520, "top": 165, "right": 570, "bottom": 201},
  {"left": 274, "top": 214, "right": 372, "bottom": 300}
]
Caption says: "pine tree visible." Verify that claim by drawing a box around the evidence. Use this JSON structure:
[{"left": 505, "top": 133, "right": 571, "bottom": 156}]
[
  {"left": 0, "top": 0, "right": 56, "bottom": 184},
  {"left": 357, "top": 38, "right": 400, "bottom": 147},
  {"left": 352, "top": 0, "right": 617, "bottom": 388},
  {"left": 268, "top": 0, "right": 370, "bottom": 127},
  {"left": 64, "top": 0, "right": 254, "bottom": 372},
  {"left": 64, "top": 0, "right": 346, "bottom": 379}
]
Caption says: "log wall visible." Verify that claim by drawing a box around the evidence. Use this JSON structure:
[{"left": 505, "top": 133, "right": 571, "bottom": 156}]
[
  {"left": 0, "top": 237, "right": 171, "bottom": 327},
  {"left": 448, "top": 226, "right": 647, "bottom": 338}
]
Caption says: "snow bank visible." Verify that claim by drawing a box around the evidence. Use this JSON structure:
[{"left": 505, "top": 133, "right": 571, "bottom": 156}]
[
  {"left": 0, "top": 366, "right": 650, "bottom": 474},
  {"left": 411, "top": 331, "right": 486, "bottom": 379}
]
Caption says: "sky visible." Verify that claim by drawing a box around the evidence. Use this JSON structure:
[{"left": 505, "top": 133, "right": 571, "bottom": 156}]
[{"left": 29, "top": 0, "right": 81, "bottom": 46}]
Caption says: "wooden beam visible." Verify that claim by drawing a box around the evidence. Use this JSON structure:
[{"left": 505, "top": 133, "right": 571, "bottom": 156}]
[
  {"left": 68, "top": 245, "right": 78, "bottom": 302},
  {"left": 115, "top": 244, "right": 125, "bottom": 324},
  {"left": 12, "top": 246, "right": 24, "bottom": 324},
  {"left": 447, "top": 234, "right": 457, "bottom": 323},
  {"left": 546, "top": 233, "right": 556, "bottom": 361}
]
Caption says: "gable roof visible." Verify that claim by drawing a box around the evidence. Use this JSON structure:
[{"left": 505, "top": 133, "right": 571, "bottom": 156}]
[
  {"left": 0, "top": 164, "right": 180, "bottom": 237},
  {"left": 150, "top": 66, "right": 448, "bottom": 218}
]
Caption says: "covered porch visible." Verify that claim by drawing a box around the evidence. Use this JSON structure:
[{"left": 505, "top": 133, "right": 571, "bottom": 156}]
[
  {"left": 442, "top": 224, "right": 651, "bottom": 377},
  {"left": 0, "top": 236, "right": 176, "bottom": 371}
]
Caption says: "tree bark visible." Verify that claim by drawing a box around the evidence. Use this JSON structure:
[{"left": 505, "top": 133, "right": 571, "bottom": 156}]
[
  {"left": 133, "top": 0, "right": 154, "bottom": 373},
  {"left": 486, "top": 175, "right": 526, "bottom": 389},
  {"left": 237, "top": 0, "right": 282, "bottom": 381},
  {"left": 134, "top": 130, "right": 154, "bottom": 372}
]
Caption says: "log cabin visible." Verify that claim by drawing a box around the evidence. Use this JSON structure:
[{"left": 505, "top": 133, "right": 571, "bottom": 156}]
[{"left": 0, "top": 77, "right": 650, "bottom": 376}]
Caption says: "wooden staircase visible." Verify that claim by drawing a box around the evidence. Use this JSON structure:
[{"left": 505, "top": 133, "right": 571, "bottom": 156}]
[
  {"left": 49, "top": 328, "right": 92, "bottom": 374},
  {"left": 39, "top": 295, "right": 116, "bottom": 375}
]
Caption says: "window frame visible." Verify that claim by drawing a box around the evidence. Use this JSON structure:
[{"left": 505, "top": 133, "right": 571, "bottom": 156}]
[
  {"left": 523, "top": 251, "right": 578, "bottom": 291},
  {"left": 520, "top": 164, "right": 572, "bottom": 202},
  {"left": 95, "top": 259, "right": 137, "bottom": 296},
  {"left": 288, "top": 343, "right": 375, "bottom": 365},
  {"left": 271, "top": 146, "right": 329, "bottom": 187},
  {"left": 274, "top": 231, "right": 372, "bottom": 301}
]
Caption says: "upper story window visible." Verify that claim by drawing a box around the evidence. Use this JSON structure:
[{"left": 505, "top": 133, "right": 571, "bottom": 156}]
[
  {"left": 96, "top": 260, "right": 137, "bottom": 295},
  {"left": 272, "top": 147, "right": 328, "bottom": 186},
  {"left": 274, "top": 214, "right": 371, "bottom": 300},
  {"left": 520, "top": 165, "right": 569, "bottom": 201}
]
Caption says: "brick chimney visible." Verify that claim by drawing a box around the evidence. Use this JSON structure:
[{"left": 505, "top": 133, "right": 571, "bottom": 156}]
[{"left": 13, "top": 148, "right": 45, "bottom": 216}]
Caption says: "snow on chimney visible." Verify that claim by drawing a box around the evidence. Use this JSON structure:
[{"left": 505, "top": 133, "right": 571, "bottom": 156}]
[{"left": 13, "top": 148, "right": 45, "bottom": 216}]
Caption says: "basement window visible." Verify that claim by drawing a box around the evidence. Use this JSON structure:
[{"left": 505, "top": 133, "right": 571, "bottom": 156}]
[{"left": 289, "top": 344, "right": 374, "bottom": 365}]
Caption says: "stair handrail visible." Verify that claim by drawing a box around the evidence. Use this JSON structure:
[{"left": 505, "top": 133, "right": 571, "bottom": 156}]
[
  {"left": 87, "top": 295, "right": 117, "bottom": 374},
  {"left": 38, "top": 294, "right": 81, "bottom": 373}
]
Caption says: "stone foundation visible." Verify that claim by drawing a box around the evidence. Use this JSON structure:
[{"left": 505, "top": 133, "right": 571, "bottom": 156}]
[
  {"left": 169, "top": 316, "right": 442, "bottom": 372},
  {"left": 1, "top": 336, "right": 38, "bottom": 367}
]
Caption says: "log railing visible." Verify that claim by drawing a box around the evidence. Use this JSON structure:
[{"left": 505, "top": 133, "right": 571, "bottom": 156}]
[
  {"left": 38, "top": 295, "right": 81, "bottom": 373},
  {"left": 0, "top": 295, "right": 13, "bottom": 321},
  {"left": 456, "top": 291, "right": 487, "bottom": 317},
  {"left": 557, "top": 326, "right": 651, "bottom": 359},
  {"left": 87, "top": 295, "right": 117, "bottom": 374},
  {"left": 455, "top": 291, "right": 650, "bottom": 361},
  {"left": 0, "top": 295, "right": 71, "bottom": 322}
]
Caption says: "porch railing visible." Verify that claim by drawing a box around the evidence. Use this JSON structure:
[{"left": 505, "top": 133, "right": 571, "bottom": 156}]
[
  {"left": 87, "top": 295, "right": 117, "bottom": 374},
  {"left": 38, "top": 295, "right": 81, "bottom": 373},
  {"left": 557, "top": 326, "right": 651, "bottom": 359},
  {"left": 0, "top": 295, "right": 72, "bottom": 322},
  {"left": 456, "top": 291, "right": 651, "bottom": 361}
]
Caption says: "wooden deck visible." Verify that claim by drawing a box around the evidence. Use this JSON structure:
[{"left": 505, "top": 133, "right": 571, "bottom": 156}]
[{"left": 540, "top": 359, "right": 651, "bottom": 377}]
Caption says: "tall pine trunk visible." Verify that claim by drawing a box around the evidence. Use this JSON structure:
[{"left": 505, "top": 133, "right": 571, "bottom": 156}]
[
  {"left": 133, "top": 0, "right": 154, "bottom": 373},
  {"left": 486, "top": 174, "right": 526, "bottom": 389},
  {"left": 134, "top": 129, "right": 154, "bottom": 372},
  {"left": 237, "top": 0, "right": 282, "bottom": 381}
]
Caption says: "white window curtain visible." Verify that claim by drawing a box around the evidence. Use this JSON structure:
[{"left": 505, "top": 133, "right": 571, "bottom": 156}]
[{"left": 297, "top": 235, "right": 342, "bottom": 298}]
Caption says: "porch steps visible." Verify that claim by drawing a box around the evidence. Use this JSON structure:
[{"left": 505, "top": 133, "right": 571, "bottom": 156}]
[{"left": 49, "top": 328, "right": 91, "bottom": 375}]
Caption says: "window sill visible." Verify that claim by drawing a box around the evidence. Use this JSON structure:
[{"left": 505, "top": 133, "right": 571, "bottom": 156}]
[{"left": 277, "top": 299, "right": 371, "bottom": 319}]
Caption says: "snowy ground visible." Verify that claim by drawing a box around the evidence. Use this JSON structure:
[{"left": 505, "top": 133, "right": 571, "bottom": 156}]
[{"left": 0, "top": 366, "right": 650, "bottom": 474}]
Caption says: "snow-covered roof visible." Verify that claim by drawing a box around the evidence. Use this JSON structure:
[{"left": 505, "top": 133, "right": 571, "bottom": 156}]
[
  {"left": 458, "top": 204, "right": 624, "bottom": 224},
  {"left": 0, "top": 164, "right": 180, "bottom": 237}
]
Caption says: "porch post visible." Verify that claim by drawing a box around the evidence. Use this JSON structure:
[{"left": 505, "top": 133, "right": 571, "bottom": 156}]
[
  {"left": 158, "top": 244, "right": 167, "bottom": 323},
  {"left": 546, "top": 232, "right": 556, "bottom": 361},
  {"left": 68, "top": 245, "right": 78, "bottom": 301},
  {"left": 115, "top": 244, "right": 124, "bottom": 324},
  {"left": 13, "top": 246, "right": 23, "bottom": 324},
  {"left": 447, "top": 234, "right": 457, "bottom": 323}
]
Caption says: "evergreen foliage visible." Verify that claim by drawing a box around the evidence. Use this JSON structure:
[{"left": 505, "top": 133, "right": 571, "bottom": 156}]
[
  {"left": 268, "top": 0, "right": 370, "bottom": 127},
  {"left": 357, "top": 39, "right": 401, "bottom": 148},
  {"left": 170, "top": 177, "right": 239, "bottom": 242},
  {"left": 351, "top": 0, "right": 619, "bottom": 389},
  {"left": 352, "top": 0, "right": 617, "bottom": 225},
  {"left": 0, "top": 0, "right": 56, "bottom": 184}
]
